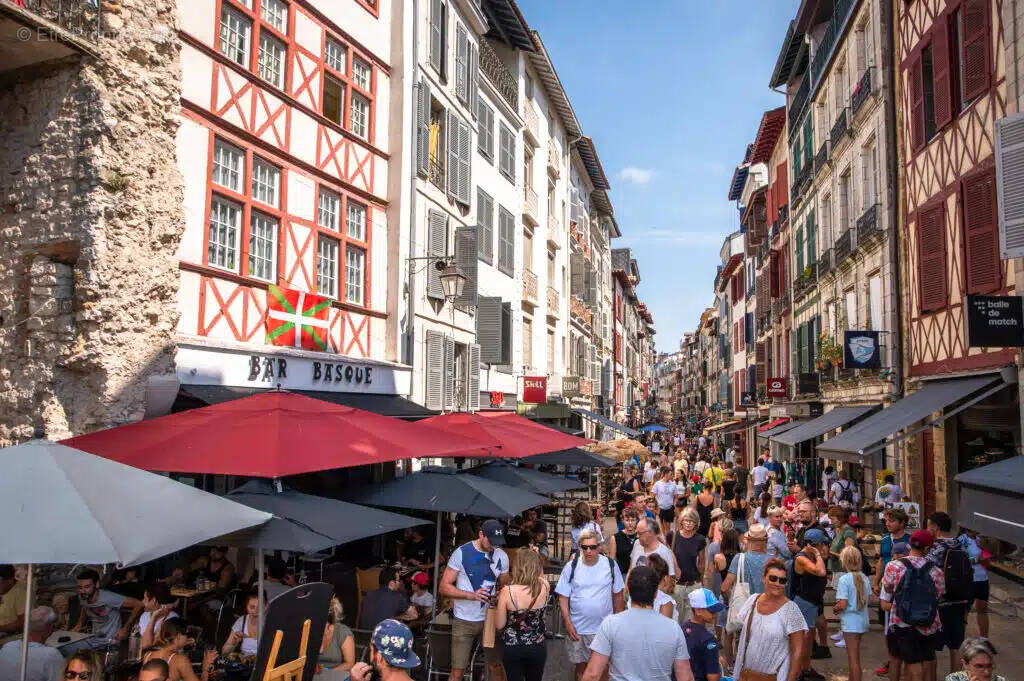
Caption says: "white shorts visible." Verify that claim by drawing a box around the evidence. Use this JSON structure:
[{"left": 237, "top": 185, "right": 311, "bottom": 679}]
[{"left": 566, "top": 633, "right": 597, "bottom": 664}]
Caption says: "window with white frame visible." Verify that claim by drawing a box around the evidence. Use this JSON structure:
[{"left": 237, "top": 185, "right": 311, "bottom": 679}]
[
  {"left": 861, "top": 140, "right": 878, "bottom": 211},
  {"left": 317, "top": 236, "right": 339, "bottom": 298},
  {"left": 212, "top": 139, "right": 244, "bottom": 192},
  {"left": 352, "top": 58, "right": 371, "bottom": 91},
  {"left": 325, "top": 38, "right": 347, "bottom": 73},
  {"left": 845, "top": 288, "right": 857, "bottom": 329},
  {"left": 349, "top": 92, "right": 370, "bottom": 140},
  {"left": 868, "top": 275, "right": 882, "bottom": 331},
  {"left": 257, "top": 32, "right": 286, "bottom": 88},
  {"left": 261, "top": 0, "right": 288, "bottom": 32},
  {"left": 219, "top": 6, "right": 251, "bottom": 66},
  {"left": 346, "top": 201, "right": 366, "bottom": 241},
  {"left": 209, "top": 197, "right": 241, "bottom": 271},
  {"left": 249, "top": 212, "right": 278, "bottom": 281},
  {"left": 345, "top": 247, "right": 365, "bottom": 305},
  {"left": 251, "top": 158, "right": 280, "bottom": 207},
  {"left": 318, "top": 188, "right": 340, "bottom": 230}
]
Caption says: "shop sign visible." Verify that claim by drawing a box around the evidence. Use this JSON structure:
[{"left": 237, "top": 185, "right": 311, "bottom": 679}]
[
  {"left": 562, "top": 376, "right": 581, "bottom": 397},
  {"left": 490, "top": 391, "right": 505, "bottom": 408},
  {"left": 966, "top": 295, "right": 1024, "bottom": 347},
  {"left": 523, "top": 376, "right": 547, "bottom": 404},
  {"left": 740, "top": 391, "right": 756, "bottom": 407},
  {"left": 843, "top": 330, "right": 882, "bottom": 370},
  {"left": 766, "top": 377, "right": 788, "bottom": 397},
  {"left": 894, "top": 501, "right": 922, "bottom": 530}
]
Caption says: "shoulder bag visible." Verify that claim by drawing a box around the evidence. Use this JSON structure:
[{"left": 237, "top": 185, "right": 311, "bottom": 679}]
[{"left": 725, "top": 552, "right": 750, "bottom": 633}]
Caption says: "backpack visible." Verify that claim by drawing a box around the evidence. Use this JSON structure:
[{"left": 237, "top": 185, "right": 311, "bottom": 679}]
[
  {"left": 837, "top": 480, "right": 854, "bottom": 504},
  {"left": 894, "top": 558, "right": 938, "bottom": 627},
  {"left": 940, "top": 542, "right": 974, "bottom": 604}
]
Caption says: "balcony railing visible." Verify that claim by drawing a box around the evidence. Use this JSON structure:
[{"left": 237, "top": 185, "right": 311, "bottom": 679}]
[
  {"left": 546, "top": 214, "right": 563, "bottom": 249},
  {"left": 851, "top": 67, "right": 873, "bottom": 116},
  {"left": 834, "top": 228, "right": 854, "bottom": 265},
  {"left": 757, "top": 312, "right": 772, "bottom": 337},
  {"left": 831, "top": 108, "right": 850, "bottom": 147},
  {"left": 428, "top": 156, "right": 445, "bottom": 191},
  {"left": 857, "top": 203, "right": 881, "bottom": 242},
  {"left": 818, "top": 247, "right": 833, "bottom": 276},
  {"left": 810, "top": 0, "right": 858, "bottom": 87},
  {"left": 788, "top": 75, "right": 810, "bottom": 136},
  {"left": 814, "top": 141, "right": 830, "bottom": 175},
  {"left": 778, "top": 204, "right": 789, "bottom": 225},
  {"left": 794, "top": 263, "right": 818, "bottom": 300},
  {"left": 522, "top": 268, "right": 538, "bottom": 305},
  {"left": 524, "top": 102, "right": 540, "bottom": 147},
  {"left": 546, "top": 286, "right": 559, "bottom": 316},
  {"left": 546, "top": 138, "right": 561, "bottom": 177},
  {"left": 5, "top": 0, "right": 103, "bottom": 47},
  {"left": 478, "top": 39, "right": 517, "bottom": 110},
  {"left": 523, "top": 186, "right": 539, "bottom": 226},
  {"left": 770, "top": 220, "right": 780, "bottom": 241}
]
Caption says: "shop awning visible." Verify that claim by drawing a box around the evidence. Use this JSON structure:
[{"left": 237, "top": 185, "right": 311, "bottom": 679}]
[
  {"left": 179, "top": 384, "right": 437, "bottom": 419},
  {"left": 704, "top": 419, "right": 742, "bottom": 434},
  {"left": 771, "top": 406, "right": 877, "bottom": 448},
  {"left": 757, "top": 420, "right": 801, "bottom": 443},
  {"left": 955, "top": 456, "right": 1024, "bottom": 545},
  {"left": 572, "top": 408, "right": 639, "bottom": 437},
  {"left": 815, "top": 376, "right": 1009, "bottom": 463},
  {"left": 758, "top": 417, "right": 790, "bottom": 432},
  {"left": 720, "top": 420, "right": 754, "bottom": 435}
]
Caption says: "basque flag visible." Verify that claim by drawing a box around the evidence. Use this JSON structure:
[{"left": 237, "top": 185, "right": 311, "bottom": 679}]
[{"left": 266, "top": 284, "right": 330, "bottom": 351}]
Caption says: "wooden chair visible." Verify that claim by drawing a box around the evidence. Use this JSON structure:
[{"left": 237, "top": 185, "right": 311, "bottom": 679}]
[
  {"left": 260, "top": 619, "right": 310, "bottom": 681},
  {"left": 354, "top": 567, "right": 381, "bottom": 627}
]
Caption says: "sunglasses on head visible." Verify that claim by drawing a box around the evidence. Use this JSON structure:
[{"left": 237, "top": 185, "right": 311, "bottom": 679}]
[
  {"left": 580, "top": 544, "right": 600, "bottom": 551},
  {"left": 65, "top": 673, "right": 91, "bottom": 681},
  {"left": 767, "top": 574, "right": 788, "bottom": 585}
]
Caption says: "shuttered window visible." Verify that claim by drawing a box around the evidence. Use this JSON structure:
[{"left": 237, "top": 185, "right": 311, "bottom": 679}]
[
  {"left": 426, "top": 209, "right": 447, "bottom": 299},
  {"left": 910, "top": 52, "right": 926, "bottom": 151},
  {"left": 962, "top": 167, "right": 1001, "bottom": 294},
  {"left": 795, "top": 227, "right": 805, "bottom": 273},
  {"left": 467, "top": 343, "right": 481, "bottom": 411},
  {"left": 497, "top": 206, "right": 515, "bottom": 276},
  {"left": 477, "top": 189, "right": 494, "bottom": 263},
  {"left": 454, "top": 225, "right": 478, "bottom": 309},
  {"left": 995, "top": 114, "right": 1024, "bottom": 259},
  {"left": 477, "top": 101, "right": 494, "bottom": 161},
  {"left": 499, "top": 123, "right": 515, "bottom": 182},
  {"left": 455, "top": 23, "right": 469, "bottom": 103},
  {"left": 425, "top": 330, "right": 444, "bottom": 410},
  {"left": 932, "top": 14, "right": 953, "bottom": 130},
  {"left": 428, "top": 0, "right": 446, "bottom": 78},
  {"left": 806, "top": 210, "right": 816, "bottom": 265},
  {"left": 961, "top": 0, "right": 990, "bottom": 101},
  {"left": 416, "top": 80, "right": 430, "bottom": 177},
  {"left": 916, "top": 203, "right": 948, "bottom": 312},
  {"left": 770, "top": 250, "right": 780, "bottom": 297}
]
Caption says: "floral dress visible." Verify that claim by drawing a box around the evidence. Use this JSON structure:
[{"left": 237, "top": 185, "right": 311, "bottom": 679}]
[{"left": 502, "top": 590, "right": 547, "bottom": 647}]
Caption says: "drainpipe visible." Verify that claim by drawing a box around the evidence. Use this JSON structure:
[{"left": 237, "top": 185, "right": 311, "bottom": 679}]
[
  {"left": 882, "top": 0, "right": 903, "bottom": 403},
  {"left": 404, "top": 0, "right": 420, "bottom": 367}
]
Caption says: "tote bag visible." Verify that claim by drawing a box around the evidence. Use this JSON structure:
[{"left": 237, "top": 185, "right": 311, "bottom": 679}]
[{"left": 726, "top": 552, "right": 750, "bottom": 633}]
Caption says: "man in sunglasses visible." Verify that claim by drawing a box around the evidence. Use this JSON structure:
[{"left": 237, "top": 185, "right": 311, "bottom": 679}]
[
  {"left": 0, "top": 606, "right": 62, "bottom": 681},
  {"left": 555, "top": 528, "right": 625, "bottom": 680}
]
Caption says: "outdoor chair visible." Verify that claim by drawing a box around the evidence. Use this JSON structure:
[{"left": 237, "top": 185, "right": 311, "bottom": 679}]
[
  {"left": 350, "top": 628, "right": 373, "bottom": 662},
  {"left": 212, "top": 587, "right": 244, "bottom": 649},
  {"left": 354, "top": 567, "right": 381, "bottom": 626}
]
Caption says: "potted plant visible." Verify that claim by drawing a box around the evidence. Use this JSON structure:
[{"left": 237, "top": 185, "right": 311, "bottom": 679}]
[{"left": 817, "top": 332, "right": 842, "bottom": 369}]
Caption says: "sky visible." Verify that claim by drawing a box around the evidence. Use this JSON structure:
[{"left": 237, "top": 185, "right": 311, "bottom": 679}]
[{"left": 516, "top": 0, "right": 800, "bottom": 353}]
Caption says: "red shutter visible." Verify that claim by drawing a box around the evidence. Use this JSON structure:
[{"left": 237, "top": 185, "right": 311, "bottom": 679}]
[
  {"left": 770, "top": 251, "right": 780, "bottom": 297},
  {"left": 910, "top": 54, "right": 926, "bottom": 150},
  {"left": 766, "top": 181, "right": 775, "bottom": 223},
  {"left": 961, "top": 0, "right": 990, "bottom": 101},
  {"left": 962, "top": 168, "right": 1001, "bottom": 294},
  {"left": 740, "top": 317, "right": 746, "bottom": 346},
  {"left": 932, "top": 13, "right": 953, "bottom": 129},
  {"left": 917, "top": 204, "right": 948, "bottom": 311},
  {"left": 777, "top": 162, "right": 788, "bottom": 207}
]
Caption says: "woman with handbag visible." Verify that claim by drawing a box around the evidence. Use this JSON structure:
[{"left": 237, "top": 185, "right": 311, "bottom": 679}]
[{"left": 733, "top": 558, "right": 808, "bottom": 681}]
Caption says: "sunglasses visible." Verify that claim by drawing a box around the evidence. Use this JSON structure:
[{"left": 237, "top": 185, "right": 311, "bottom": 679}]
[
  {"left": 580, "top": 544, "right": 600, "bottom": 551},
  {"left": 65, "top": 673, "right": 91, "bottom": 680},
  {"left": 766, "top": 575, "right": 788, "bottom": 585}
]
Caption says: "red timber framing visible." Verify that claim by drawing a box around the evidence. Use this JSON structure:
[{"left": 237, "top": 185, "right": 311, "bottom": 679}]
[
  {"left": 898, "top": 0, "right": 1014, "bottom": 377},
  {"left": 180, "top": 0, "right": 392, "bottom": 360}
]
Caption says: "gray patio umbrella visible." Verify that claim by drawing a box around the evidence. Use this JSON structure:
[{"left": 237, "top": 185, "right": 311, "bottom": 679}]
[
  {"left": 520, "top": 448, "right": 615, "bottom": 467},
  {"left": 0, "top": 440, "right": 272, "bottom": 681},
  {"left": 466, "top": 461, "right": 586, "bottom": 495},
  {"left": 347, "top": 466, "right": 548, "bottom": 621}
]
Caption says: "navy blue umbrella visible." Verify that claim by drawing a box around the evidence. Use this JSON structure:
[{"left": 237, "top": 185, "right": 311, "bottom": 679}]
[
  {"left": 520, "top": 448, "right": 615, "bottom": 467},
  {"left": 466, "top": 461, "right": 586, "bottom": 495},
  {"left": 639, "top": 424, "right": 669, "bottom": 432}
]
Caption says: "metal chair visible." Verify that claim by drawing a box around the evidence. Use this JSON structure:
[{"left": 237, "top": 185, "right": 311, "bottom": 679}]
[
  {"left": 350, "top": 628, "right": 374, "bottom": 663},
  {"left": 212, "top": 587, "right": 243, "bottom": 649},
  {"left": 423, "top": 626, "right": 453, "bottom": 681}
]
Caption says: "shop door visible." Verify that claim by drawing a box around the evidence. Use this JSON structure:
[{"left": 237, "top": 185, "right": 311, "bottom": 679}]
[{"left": 922, "top": 430, "right": 936, "bottom": 519}]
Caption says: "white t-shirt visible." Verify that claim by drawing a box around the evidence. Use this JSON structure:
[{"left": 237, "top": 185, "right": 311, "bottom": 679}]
[
  {"left": 874, "top": 483, "right": 903, "bottom": 506},
  {"left": 693, "top": 460, "right": 710, "bottom": 478},
  {"left": 0, "top": 641, "right": 64, "bottom": 681},
  {"left": 651, "top": 441, "right": 662, "bottom": 454},
  {"left": 651, "top": 480, "right": 678, "bottom": 510},
  {"left": 629, "top": 540, "right": 677, "bottom": 577},
  {"left": 138, "top": 610, "right": 178, "bottom": 636},
  {"left": 644, "top": 465, "right": 658, "bottom": 485},
  {"left": 231, "top": 615, "right": 259, "bottom": 656},
  {"left": 654, "top": 590, "right": 679, "bottom": 622},
  {"left": 554, "top": 556, "right": 624, "bottom": 635},
  {"left": 830, "top": 480, "right": 860, "bottom": 506},
  {"left": 446, "top": 541, "right": 510, "bottom": 622},
  {"left": 673, "top": 458, "right": 688, "bottom": 475},
  {"left": 751, "top": 465, "right": 770, "bottom": 486},
  {"left": 411, "top": 591, "right": 435, "bottom": 608},
  {"left": 673, "top": 436, "right": 681, "bottom": 446}
]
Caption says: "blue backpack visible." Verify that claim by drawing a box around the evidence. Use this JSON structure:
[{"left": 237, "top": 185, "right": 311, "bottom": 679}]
[{"left": 895, "top": 558, "right": 938, "bottom": 627}]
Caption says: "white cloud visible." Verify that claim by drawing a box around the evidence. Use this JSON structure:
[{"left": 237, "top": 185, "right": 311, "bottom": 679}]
[{"left": 617, "top": 167, "right": 656, "bottom": 185}]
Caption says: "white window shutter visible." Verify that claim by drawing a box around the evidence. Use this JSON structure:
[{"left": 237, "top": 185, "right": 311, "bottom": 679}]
[
  {"left": 458, "top": 118, "right": 471, "bottom": 205},
  {"left": 454, "top": 225, "right": 478, "bottom": 308},
  {"left": 425, "top": 330, "right": 444, "bottom": 410},
  {"left": 447, "top": 110, "right": 460, "bottom": 198},
  {"left": 995, "top": 113, "right": 1024, "bottom": 258},
  {"left": 468, "top": 343, "right": 481, "bottom": 411},
  {"left": 416, "top": 79, "right": 430, "bottom": 177},
  {"left": 469, "top": 43, "right": 479, "bottom": 117},
  {"left": 476, "top": 296, "right": 504, "bottom": 364},
  {"left": 429, "top": 0, "right": 442, "bottom": 72},
  {"left": 443, "top": 335, "right": 456, "bottom": 410},
  {"left": 455, "top": 24, "right": 468, "bottom": 103},
  {"left": 427, "top": 210, "right": 447, "bottom": 299}
]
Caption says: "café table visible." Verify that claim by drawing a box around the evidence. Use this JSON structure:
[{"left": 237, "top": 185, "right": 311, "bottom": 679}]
[{"left": 170, "top": 585, "right": 216, "bottom": 618}]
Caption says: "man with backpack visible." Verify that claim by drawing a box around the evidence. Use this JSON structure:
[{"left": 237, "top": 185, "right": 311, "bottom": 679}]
[
  {"left": 880, "top": 530, "right": 945, "bottom": 681},
  {"left": 555, "top": 528, "right": 626, "bottom": 680},
  {"left": 829, "top": 469, "right": 860, "bottom": 509},
  {"left": 926, "top": 512, "right": 974, "bottom": 677}
]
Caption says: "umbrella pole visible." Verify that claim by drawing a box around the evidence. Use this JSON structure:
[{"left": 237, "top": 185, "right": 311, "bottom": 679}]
[
  {"left": 430, "top": 511, "right": 442, "bottom": 625},
  {"left": 257, "top": 547, "right": 264, "bottom": 640},
  {"left": 19, "top": 564, "right": 33, "bottom": 681}
]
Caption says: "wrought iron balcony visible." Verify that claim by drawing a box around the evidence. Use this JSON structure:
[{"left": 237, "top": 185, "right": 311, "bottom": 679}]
[
  {"left": 834, "top": 228, "right": 854, "bottom": 265},
  {"left": 818, "top": 247, "right": 833, "bottom": 277},
  {"left": 778, "top": 204, "right": 789, "bottom": 225},
  {"left": 830, "top": 108, "right": 850, "bottom": 148},
  {"left": 478, "top": 39, "right": 517, "bottom": 110},
  {"left": 851, "top": 67, "right": 873, "bottom": 116},
  {"left": 770, "top": 221, "right": 780, "bottom": 241},
  {"left": 788, "top": 75, "right": 810, "bottom": 136},
  {"left": 757, "top": 312, "right": 772, "bottom": 337},
  {"left": 814, "top": 141, "right": 830, "bottom": 175},
  {"left": 794, "top": 263, "right": 818, "bottom": 300},
  {"left": 856, "top": 203, "right": 881, "bottom": 243},
  {"left": 2, "top": 0, "right": 102, "bottom": 73},
  {"left": 522, "top": 268, "right": 538, "bottom": 306},
  {"left": 428, "top": 156, "right": 445, "bottom": 191},
  {"left": 810, "top": 0, "right": 858, "bottom": 87}
]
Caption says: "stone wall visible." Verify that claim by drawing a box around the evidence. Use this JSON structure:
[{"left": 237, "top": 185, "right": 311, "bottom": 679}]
[{"left": 0, "top": 1, "right": 184, "bottom": 445}]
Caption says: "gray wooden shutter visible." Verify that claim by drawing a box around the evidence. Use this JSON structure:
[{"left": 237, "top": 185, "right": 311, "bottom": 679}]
[
  {"left": 468, "top": 43, "right": 479, "bottom": 117},
  {"left": 996, "top": 113, "right": 1024, "bottom": 258},
  {"left": 427, "top": 209, "right": 447, "bottom": 299},
  {"left": 467, "top": 343, "right": 481, "bottom": 411},
  {"left": 454, "top": 225, "right": 478, "bottom": 308},
  {"left": 425, "top": 330, "right": 444, "bottom": 410},
  {"left": 457, "top": 118, "right": 471, "bottom": 205},
  {"left": 500, "top": 302, "right": 512, "bottom": 365},
  {"left": 587, "top": 265, "right": 597, "bottom": 306},
  {"left": 447, "top": 110, "right": 459, "bottom": 198},
  {"left": 477, "top": 189, "right": 493, "bottom": 263},
  {"left": 429, "top": 0, "right": 443, "bottom": 73},
  {"left": 476, "top": 296, "right": 504, "bottom": 363},
  {"left": 570, "top": 253, "right": 583, "bottom": 296},
  {"left": 443, "top": 335, "right": 456, "bottom": 410},
  {"left": 455, "top": 23, "right": 468, "bottom": 103},
  {"left": 416, "top": 79, "right": 430, "bottom": 177}
]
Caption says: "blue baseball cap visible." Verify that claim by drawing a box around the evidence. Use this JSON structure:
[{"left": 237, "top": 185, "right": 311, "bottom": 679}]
[
  {"left": 803, "top": 528, "right": 829, "bottom": 545},
  {"left": 687, "top": 588, "right": 726, "bottom": 614},
  {"left": 371, "top": 619, "right": 420, "bottom": 669}
]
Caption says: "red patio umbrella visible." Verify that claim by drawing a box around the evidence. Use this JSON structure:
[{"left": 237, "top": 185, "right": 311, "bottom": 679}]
[
  {"left": 63, "top": 392, "right": 493, "bottom": 477},
  {"left": 418, "top": 412, "right": 590, "bottom": 458}
]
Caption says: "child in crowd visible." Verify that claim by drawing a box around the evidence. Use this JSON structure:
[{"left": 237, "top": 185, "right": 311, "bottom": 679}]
[
  {"left": 770, "top": 473, "right": 784, "bottom": 505},
  {"left": 834, "top": 546, "right": 871, "bottom": 681},
  {"left": 408, "top": 571, "right": 434, "bottom": 610}
]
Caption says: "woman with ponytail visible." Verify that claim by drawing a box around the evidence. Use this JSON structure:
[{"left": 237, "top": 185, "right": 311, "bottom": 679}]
[{"left": 834, "top": 546, "right": 871, "bottom": 681}]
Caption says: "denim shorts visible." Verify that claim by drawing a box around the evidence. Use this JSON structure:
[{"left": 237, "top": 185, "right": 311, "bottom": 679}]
[{"left": 793, "top": 596, "right": 820, "bottom": 629}]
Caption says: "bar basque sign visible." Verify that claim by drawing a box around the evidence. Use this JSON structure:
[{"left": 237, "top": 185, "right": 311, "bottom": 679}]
[{"left": 966, "top": 295, "right": 1024, "bottom": 347}]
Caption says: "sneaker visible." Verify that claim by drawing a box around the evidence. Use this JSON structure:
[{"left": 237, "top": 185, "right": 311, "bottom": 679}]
[
  {"left": 830, "top": 632, "right": 844, "bottom": 641},
  {"left": 875, "top": 662, "right": 890, "bottom": 676},
  {"left": 811, "top": 644, "right": 832, "bottom": 659},
  {"left": 802, "top": 669, "right": 826, "bottom": 680},
  {"left": 834, "top": 638, "right": 846, "bottom": 648}
]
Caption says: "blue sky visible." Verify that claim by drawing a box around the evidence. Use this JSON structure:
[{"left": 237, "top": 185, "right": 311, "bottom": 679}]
[{"left": 517, "top": 0, "right": 799, "bottom": 352}]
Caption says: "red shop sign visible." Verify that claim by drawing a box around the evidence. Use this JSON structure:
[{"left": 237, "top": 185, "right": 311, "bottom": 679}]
[
  {"left": 766, "top": 377, "right": 788, "bottom": 398},
  {"left": 490, "top": 391, "right": 505, "bottom": 408},
  {"left": 522, "top": 376, "right": 547, "bottom": 404}
]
